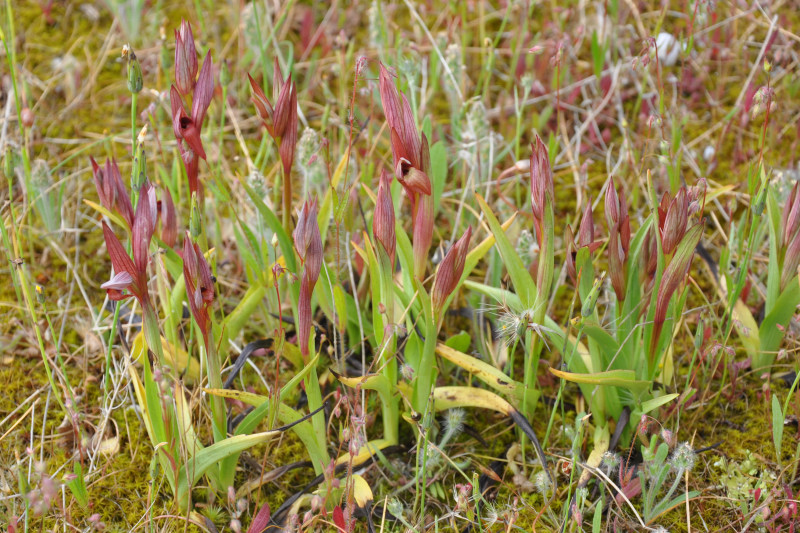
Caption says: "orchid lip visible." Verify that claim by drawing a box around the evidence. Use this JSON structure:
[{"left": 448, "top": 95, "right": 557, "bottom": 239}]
[{"left": 101, "top": 271, "right": 134, "bottom": 291}]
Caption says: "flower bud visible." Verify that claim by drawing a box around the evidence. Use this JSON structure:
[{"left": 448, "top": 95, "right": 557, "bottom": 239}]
[
  {"left": 661, "top": 188, "right": 688, "bottom": 255},
  {"left": 126, "top": 48, "right": 143, "bottom": 94},
  {"left": 581, "top": 272, "right": 604, "bottom": 317},
  {"left": 530, "top": 132, "right": 553, "bottom": 237},
  {"left": 21, "top": 108, "right": 34, "bottom": 128},
  {"left": 431, "top": 227, "right": 472, "bottom": 313},
  {"left": 294, "top": 197, "right": 323, "bottom": 356},
  {"left": 608, "top": 222, "right": 627, "bottom": 301},
  {"left": 174, "top": 20, "right": 198, "bottom": 95},
  {"left": 781, "top": 183, "right": 800, "bottom": 248},
  {"left": 131, "top": 146, "right": 147, "bottom": 191},
  {"left": 577, "top": 198, "right": 595, "bottom": 248},
  {"left": 373, "top": 169, "right": 396, "bottom": 264}
]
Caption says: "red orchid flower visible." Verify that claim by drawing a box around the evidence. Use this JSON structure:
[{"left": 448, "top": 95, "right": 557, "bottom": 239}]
[
  {"left": 170, "top": 49, "right": 214, "bottom": 196},
  {"left": 182, "top": 231, "right": 215, "bottom": 344},
  {"left": 378, "top": 63, "right": 433, "bottom": 278},
  {"left": 248, "top": 59, "right": 298, "bottom": 225},
  {"left": 293, "top": 197, "right": 322, "bottom": 357},
  {"left": 100, "top": 182, "right": 157, "bottom": 306},
  {"left": 605, "top": 177, "right": 631, "bottom": 301}
]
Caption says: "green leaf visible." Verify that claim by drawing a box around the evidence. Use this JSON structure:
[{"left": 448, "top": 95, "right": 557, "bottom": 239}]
[
  {"left": 474, "top": 194, "right": 537, "bottom": 307},
  {"left": 772, "top": 394, "right": 784, "bottom": 464},
  {"left": 444, "top": 331, "right": 471, "bottom": 353},
  {"left": 239, "top": 176, "right": 297, "bottom": 273},
  {"left": 759, "top": 281, "right": 800, "bottom": 362},
  {"left": 65, "top": 462, "right": 88, "bottom": 508},
  {"left": 549, "top": 368, "right": 651, "bottom": 393},
  {"left": 638, "top": 393, "right": 679, "bottom": 415},
  {"left": 430, "top": 141, "right": 447, "bottom": 216},
  {"left": 177, "top": 432, "right": 284, "bottom": 506}
]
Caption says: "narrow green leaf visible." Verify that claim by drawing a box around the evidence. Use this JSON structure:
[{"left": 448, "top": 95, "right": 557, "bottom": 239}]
[
  {"left": 772, "top": 394, "right": 784, "bottom": 464},
  {"left": 549, "top": 368, "right": 651, "bottom": 392},
  {"left": 474, "top": 194, "right": 537, "bottom": 307}
]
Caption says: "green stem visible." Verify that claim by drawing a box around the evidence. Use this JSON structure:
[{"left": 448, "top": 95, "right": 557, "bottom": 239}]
[{"left": 203, "top": 334, "right": 226, "bottom": 443}]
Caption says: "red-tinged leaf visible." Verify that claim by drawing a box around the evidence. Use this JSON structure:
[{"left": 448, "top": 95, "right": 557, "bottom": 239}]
[
  {"left": 194, "top": 242, "right": 215, "bottom": 305},
  {"left": 170, "top": 85, "right": 188, "bottom": 141},
  {"left": 661, "top": 187, "right": 688, "bottom": 255},
  {"left": 182, "top": 233, "right": 212, "bottom": 340},
  {"left": 332, "top": 505, "right": 346, "bottom": 532},
  {"left": 373, "top": 169, "right": 396, "bottom": 264},
  {"left": 378, "top": 63, "right": 402, "bottom": 137},
  {"left": 191, "top": 51, "right": 214, "bottom": 126},
  {"left": 577, "top": 198, "right": 594, "bottom": 248},
  {"left": 781, "top": 226, "right": 800, "bottom": 290},
  {"left": 608, "top": 222, "right": 627, "bottom": 301},
  {"left": 398, "top": 92, "right": 420, "bottom": 168},
  {"left": 412, "top": 192, "right": 434, "bottom": 278},
  {"left": 247, "top": 73, "right": 274, "bottom": 126},
  {"left": 111, "top": 159, "right": 134, "bottom": 228},
  {"left": 782, "top": 182, "right": 800, "bottom": 247},
  {"left": 293, "top": 197, "right": 322, "bottom": 281},
  {"left": 160, "top": 188, "right": 177, "bottom": 248},
  {"left": 432, "top": 226, "right": 472, "bottom": 311},
  {"left": 278, "top": 84, "right": 297, "bottom": 177},
  {"left": 605, "top": 177, "right": 621, "bottom": 228},
  {"left": 102, "top": 221, "right": 136, "bottom": 279},
  {"left": 272, "top": 75, "right": 294, "bottom": 136},
  {"left": 90, "top": 156, "right": 113, "bottom": 210},
  {"left": 174, "top": 21, "right": 198, "bottom": 95},
  {"left": 246, "top": 502, "right": 271, "bottom": 533},
  {"left": 272, "top": 58, "right": 284, "bottom": 102},
  {"left": 132, "top": 183, "right": 156, "bottom": 275}
]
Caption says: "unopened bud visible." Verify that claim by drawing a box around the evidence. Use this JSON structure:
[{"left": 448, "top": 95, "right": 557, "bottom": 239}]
[
  {"left": 21, "top": 108, "right": 34, "bottom": 128},
  {"left": 431, "top": 227, "right": 472, "bottom": 313},
  {"left": 126, "top": 48, "right": 143, "bottom": 94},
  {"left": 581, "top": 273, "right": 605, "bottom": 317}
]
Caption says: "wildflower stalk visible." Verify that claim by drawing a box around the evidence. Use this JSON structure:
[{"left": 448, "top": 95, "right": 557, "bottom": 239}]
[
  {"left": 104, "top": 45, "right": 143, "bottom": 396},
  {"left": 376, "top": 251, "right": 399, "bottom": 444},
  {"left": 526, "top": 135, "right": 554, "bottom": 420}
]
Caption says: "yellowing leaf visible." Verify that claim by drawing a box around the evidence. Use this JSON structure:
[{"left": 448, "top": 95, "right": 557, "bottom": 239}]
[
  {"left": 131, "top": 332, "right": 200, "bottom": 382},
  {"left": 549, "top": 368, "right": 651, "bottom": 393},
  {"left": 352, "top": 475, "right": 373, "bottom": 508}
]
